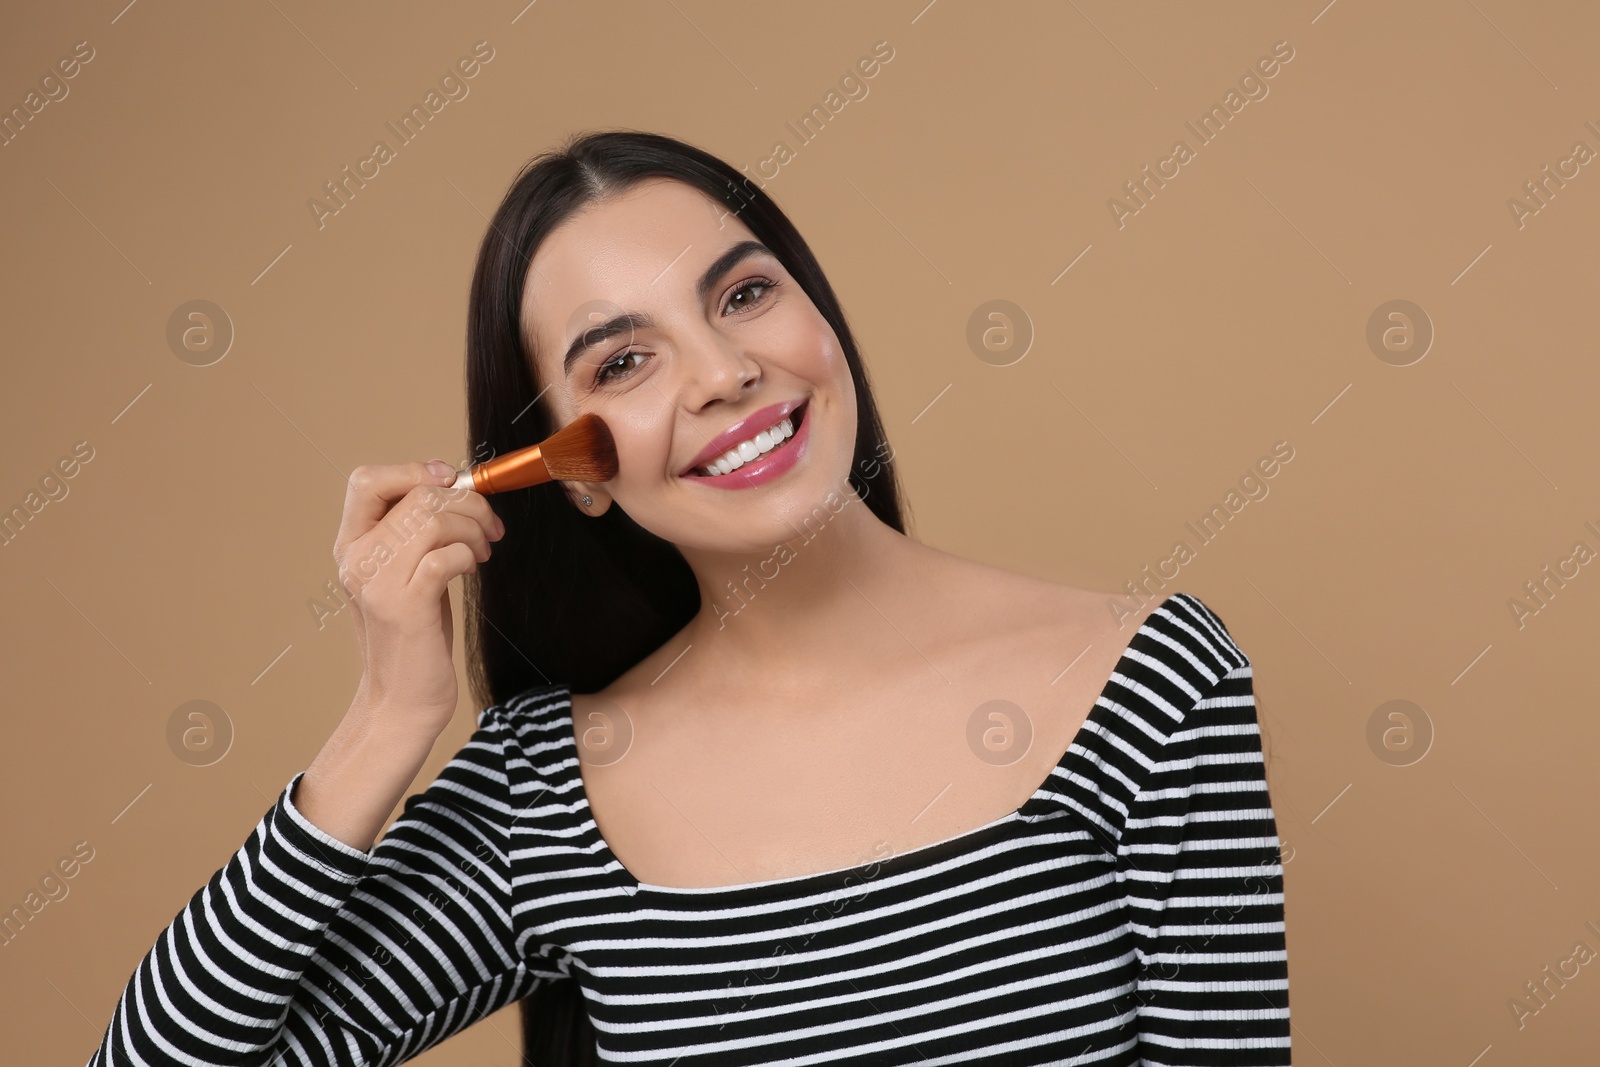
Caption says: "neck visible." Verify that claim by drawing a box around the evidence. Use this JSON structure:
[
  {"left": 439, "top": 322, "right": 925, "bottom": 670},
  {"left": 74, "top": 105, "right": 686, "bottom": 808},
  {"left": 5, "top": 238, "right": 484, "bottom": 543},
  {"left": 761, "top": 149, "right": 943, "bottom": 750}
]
[{"left": 676, "top": 483, "right": 930, "bottom": 690}]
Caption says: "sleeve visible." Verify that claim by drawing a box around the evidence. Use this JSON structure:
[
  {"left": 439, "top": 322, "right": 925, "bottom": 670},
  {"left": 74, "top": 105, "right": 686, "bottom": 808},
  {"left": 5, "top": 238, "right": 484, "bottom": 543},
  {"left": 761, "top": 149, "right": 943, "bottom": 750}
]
[
  {"left": 1114, "top": 637, "right": 1292, "bottom": 1065},
  {"left": 84, "top": 703, "right": 572, "bottom": 1067}
]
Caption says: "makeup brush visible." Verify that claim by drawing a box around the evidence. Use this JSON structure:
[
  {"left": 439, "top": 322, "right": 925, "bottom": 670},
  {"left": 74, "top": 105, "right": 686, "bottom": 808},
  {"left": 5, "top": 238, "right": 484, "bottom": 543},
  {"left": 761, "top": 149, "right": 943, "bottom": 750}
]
[{"left": 450, "top": 412, "right": 618, "bottom": 495}]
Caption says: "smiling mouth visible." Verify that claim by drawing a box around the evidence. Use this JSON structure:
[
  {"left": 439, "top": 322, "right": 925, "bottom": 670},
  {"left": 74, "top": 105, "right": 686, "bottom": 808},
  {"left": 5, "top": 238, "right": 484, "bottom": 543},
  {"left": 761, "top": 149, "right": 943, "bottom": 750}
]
[{"left": 687, "top": 399, "right": 808, "bottom": 478}]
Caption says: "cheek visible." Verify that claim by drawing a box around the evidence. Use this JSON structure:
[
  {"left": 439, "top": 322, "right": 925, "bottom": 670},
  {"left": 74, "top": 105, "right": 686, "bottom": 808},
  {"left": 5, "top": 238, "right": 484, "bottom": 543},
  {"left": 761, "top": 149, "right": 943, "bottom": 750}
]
[
  {"left": 613, "top": 408, "right": 676, "bottom": 484},
  {"left": 821, "top": 334, "right": 849, "bottom": 381},
  {"left": 807, "top": 324, "right": 850, "bottom": 394},
  {"left": 789, "top": 305, "right": 844, "bottom": 376}
]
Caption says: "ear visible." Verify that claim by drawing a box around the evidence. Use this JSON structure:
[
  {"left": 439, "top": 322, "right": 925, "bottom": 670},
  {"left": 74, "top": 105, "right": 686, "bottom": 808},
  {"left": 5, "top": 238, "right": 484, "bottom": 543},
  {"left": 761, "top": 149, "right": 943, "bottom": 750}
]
[{"left": 562, "top": 480, "right": 612, "bottom": 516}]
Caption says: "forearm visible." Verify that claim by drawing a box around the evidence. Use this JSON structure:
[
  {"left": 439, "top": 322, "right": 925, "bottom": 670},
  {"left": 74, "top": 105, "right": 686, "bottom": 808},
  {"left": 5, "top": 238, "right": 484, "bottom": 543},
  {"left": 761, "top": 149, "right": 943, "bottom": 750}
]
[
  {"left": 294, "top": 694, "right": 443, "bottom": 853},
  {"left": 85, "top": 772, "right": 375, "bottom": 1066},
  {"left": 85, "top": 700, "right": 543, "bottom": 1067}
]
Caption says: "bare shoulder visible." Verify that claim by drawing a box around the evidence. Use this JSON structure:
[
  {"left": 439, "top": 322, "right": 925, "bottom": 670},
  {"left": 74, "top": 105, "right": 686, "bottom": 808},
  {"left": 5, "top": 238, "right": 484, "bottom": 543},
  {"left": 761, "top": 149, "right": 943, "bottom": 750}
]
[
  {"left": 565, "top": 549, "right": 1181, "bottom": 887},
  {"left": 920, "top": 547, "right": 1165, "bottom": 658}
]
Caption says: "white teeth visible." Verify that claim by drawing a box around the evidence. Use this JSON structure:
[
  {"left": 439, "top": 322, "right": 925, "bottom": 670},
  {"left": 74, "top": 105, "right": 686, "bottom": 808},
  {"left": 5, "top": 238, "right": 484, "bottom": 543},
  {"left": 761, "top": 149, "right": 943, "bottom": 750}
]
[{"left": 702, "top": 415, "right": 794, "bottom": 476}]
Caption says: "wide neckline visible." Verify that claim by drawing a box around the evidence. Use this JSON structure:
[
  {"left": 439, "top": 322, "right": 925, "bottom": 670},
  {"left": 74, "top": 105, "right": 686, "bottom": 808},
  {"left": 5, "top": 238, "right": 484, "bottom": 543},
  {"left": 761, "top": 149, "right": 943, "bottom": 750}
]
[{"left": 555, "top": 592, "right": 1183, "bottom": 897}]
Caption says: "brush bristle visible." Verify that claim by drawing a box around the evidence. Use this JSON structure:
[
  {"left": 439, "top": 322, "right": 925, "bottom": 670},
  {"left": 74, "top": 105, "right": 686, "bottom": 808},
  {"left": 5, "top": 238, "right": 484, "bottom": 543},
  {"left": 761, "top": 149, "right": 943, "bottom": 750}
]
[{"left": 540, "top": 413, "right": 618, "bottom": 482}]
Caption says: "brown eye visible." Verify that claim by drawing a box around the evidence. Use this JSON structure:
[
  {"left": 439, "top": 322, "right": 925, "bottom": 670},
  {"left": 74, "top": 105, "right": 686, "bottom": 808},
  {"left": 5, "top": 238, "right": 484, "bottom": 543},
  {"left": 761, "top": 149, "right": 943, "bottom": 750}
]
[
  {"left": 595, "top": 349, "right": 647, "bottom": 386},
  {"left": 725, "top": 277, "right": 777, "bottom": 314}
]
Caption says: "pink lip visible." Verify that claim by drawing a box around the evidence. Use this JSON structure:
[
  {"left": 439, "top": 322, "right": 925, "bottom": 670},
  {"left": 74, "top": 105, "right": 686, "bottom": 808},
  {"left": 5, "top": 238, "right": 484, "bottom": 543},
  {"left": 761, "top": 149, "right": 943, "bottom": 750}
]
[
  {"left": 679, "top": 397, "right": 807, "bottom": 477},
  {"left": 680, "top": 399, "right": 810, "bottom": 489}
]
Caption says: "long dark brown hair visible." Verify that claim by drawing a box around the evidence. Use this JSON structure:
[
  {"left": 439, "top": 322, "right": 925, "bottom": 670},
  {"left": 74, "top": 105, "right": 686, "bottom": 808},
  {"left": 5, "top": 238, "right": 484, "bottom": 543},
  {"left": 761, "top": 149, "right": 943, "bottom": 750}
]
[{"left": 459, "top": 129, "right": 911, "bottom": 1064}]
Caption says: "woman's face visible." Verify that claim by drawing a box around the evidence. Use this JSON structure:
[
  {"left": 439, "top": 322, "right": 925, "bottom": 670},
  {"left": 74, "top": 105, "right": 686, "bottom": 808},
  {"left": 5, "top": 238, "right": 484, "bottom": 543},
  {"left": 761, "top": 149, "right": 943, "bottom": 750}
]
[{"left": 521, "top": 177, "right": 859, "bottom": 554}]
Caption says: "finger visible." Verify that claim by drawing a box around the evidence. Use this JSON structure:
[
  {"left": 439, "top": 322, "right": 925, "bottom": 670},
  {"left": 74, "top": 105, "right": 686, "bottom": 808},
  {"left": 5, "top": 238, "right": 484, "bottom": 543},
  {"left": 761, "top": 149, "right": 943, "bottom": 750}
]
[
  {"left": 410, "top": 542, "right": 478, "bottom": 605},
  {"left": 439, "top": 586, "right": 454, "bottom": 650},
  {"left": 347, "top": 510, "right": 492, "bottom": 592},
  {"left": 336, "top": 461, "right": 460, "bottom": 557},
  {"left": 433, "top": 477, "right": 505, "bottom": 542}
]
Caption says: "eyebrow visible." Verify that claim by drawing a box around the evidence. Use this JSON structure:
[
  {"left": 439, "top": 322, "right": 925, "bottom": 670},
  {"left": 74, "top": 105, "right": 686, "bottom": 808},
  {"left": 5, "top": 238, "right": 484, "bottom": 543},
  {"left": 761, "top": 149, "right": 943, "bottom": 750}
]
[{"left": 561, "top": 239, "right": 775, "bottom": 377}]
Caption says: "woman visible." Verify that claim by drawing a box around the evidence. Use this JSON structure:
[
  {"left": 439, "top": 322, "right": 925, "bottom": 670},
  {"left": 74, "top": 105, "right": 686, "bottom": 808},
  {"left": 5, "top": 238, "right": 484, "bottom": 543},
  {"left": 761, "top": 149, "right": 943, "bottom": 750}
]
[{"left": 86, "top": 130, "right": 1290, "bottom": 1066}]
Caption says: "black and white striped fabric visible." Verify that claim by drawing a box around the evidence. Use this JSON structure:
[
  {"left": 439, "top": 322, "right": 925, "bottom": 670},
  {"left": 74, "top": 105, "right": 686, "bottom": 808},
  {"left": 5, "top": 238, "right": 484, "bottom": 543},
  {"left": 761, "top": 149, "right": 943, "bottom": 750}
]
[{"left": 86, "top": 591, "right": 1290, "bottom": 1065}]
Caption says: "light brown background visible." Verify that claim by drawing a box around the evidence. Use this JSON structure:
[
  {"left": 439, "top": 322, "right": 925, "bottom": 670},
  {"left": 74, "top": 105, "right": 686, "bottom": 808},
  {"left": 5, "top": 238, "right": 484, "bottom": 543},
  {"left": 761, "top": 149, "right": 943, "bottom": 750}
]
[{"left": 4, "top": 1, "right": 1597, "bottom": 1063}]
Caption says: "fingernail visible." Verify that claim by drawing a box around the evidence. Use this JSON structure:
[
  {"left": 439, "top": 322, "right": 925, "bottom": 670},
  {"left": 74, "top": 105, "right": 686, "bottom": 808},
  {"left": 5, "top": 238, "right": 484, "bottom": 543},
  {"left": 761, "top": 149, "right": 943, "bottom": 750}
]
[{"left": 427, "top": 460, "right": 455, "bottom": 480}]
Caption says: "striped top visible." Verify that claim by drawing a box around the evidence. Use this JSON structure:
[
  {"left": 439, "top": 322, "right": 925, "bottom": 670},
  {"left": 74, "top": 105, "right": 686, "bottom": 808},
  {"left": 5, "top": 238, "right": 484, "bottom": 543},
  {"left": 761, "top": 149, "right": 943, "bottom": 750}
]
[{"left": 86, "top": 591, "right": 1290, "bottom": 1065}]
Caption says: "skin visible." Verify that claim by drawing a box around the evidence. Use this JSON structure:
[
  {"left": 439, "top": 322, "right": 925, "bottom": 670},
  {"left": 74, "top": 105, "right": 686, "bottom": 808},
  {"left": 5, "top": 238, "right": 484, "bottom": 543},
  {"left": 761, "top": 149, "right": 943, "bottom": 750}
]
[{"left": 520, "top": 177, "right": 1166, "bottom": 888}]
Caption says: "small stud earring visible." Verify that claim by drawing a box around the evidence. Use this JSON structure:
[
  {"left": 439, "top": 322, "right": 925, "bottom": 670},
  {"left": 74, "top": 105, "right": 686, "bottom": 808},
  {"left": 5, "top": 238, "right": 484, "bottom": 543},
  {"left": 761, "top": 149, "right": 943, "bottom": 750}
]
[{"left": 581, "top": 495, "right": 592, "bottom": 507}]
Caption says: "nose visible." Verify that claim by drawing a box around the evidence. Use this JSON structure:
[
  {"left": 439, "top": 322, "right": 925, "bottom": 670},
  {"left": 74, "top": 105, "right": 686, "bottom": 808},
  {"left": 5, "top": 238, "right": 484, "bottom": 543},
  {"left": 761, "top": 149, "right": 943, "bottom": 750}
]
[{"left": 674, "top": 327, "right": 760, "bottom": 411}]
